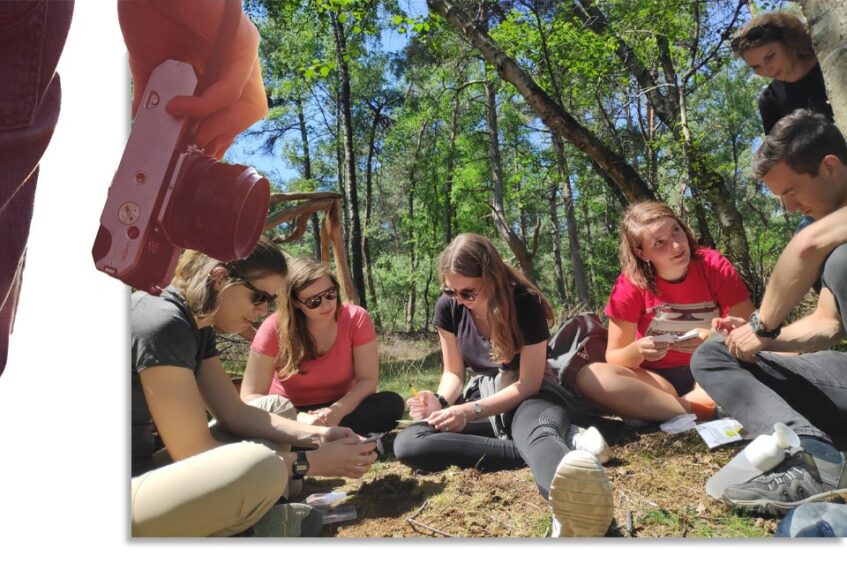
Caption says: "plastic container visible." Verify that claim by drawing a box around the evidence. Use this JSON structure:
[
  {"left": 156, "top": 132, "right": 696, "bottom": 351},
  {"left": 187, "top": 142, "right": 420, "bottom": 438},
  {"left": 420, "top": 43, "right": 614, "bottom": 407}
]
[{"left": 705, "top": 422, "right": 800, "bottom": 499}]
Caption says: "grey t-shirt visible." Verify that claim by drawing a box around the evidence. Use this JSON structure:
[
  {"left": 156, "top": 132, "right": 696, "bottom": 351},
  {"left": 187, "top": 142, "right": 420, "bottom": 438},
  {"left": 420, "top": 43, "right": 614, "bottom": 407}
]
[{"left": 131, "top": 286, "right": 218, "bottom": 473}]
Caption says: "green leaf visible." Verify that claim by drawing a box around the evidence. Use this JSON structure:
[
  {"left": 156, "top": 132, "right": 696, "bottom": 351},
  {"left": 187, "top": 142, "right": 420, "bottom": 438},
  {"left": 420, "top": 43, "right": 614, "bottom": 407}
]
[
  {"left": 320, "top": 65, "right": 331, "bottom": 77},
  {"left": 338, "top": 12, "right": 347, "bottom": 24},
  {"left": 393, "top": 15, "right": 403, "bottom": 25}
]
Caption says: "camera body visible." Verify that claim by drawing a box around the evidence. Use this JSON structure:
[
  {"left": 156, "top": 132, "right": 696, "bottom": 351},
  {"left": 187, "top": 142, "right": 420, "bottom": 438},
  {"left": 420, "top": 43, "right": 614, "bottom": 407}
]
[{"left": 93, "top": 60, "right": 270, "bottom": 295}]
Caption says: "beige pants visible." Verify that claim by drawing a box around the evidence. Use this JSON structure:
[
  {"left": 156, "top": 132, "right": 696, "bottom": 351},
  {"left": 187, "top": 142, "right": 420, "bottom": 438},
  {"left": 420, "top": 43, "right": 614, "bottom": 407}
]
[{"left": 131, "top": 395, "right": 297, "bottom": 537}]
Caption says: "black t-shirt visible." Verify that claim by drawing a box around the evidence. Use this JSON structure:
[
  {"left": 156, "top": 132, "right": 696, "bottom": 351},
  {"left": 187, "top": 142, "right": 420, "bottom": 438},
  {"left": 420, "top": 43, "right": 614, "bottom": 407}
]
[
  {"left": 432, "top": 286, "right": 550, "bottom": 373},
  {"left": 758, "top": 63, "right": 833, "bottom": 134},
  {"left": 131, "top": 286, "right": 219, "bottom": 473}
]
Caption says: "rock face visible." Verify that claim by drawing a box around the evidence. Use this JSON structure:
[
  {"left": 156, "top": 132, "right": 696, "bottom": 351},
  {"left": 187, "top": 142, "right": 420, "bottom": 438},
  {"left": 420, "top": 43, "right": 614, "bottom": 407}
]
[{"left": 801, "top": 0, "right": 847, "bottom": 134}]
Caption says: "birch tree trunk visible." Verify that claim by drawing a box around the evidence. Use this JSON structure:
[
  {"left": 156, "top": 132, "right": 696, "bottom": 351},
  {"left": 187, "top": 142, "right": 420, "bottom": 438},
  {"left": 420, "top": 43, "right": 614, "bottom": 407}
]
[{"left": 801, "top": 0, "right": 847, "bottom": 133}]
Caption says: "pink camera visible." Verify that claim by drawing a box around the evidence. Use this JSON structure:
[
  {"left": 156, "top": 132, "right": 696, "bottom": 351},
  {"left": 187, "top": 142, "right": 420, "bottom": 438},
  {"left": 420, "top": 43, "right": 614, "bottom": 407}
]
[{"left": 93, "top": 60, "right": 270, "bottom": 295}]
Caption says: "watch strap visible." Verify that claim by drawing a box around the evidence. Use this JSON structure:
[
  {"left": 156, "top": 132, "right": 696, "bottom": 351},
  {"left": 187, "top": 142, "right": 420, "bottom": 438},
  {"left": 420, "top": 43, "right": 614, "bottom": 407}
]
[
  {"left": 292, "top": 450, "right": 309, "bottom": 480},
  {"left": 433, "top": 393, "right": 449, "bottom": 409}
]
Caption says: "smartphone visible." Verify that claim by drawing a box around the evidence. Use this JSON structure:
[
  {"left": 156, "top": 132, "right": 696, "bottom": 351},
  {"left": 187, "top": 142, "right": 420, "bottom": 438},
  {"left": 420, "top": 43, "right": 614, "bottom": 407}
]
[{"left": 362, "top": 432, "right": 386, "bottom": 444}]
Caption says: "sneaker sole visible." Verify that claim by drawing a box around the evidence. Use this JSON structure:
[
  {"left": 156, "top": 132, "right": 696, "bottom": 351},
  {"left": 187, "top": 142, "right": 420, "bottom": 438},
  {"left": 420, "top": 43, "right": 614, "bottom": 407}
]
[
  {"left": 550, "top": 450, "right": 614, "bottom": 537},
  {"left": 724, "top": 488, "right": 847, "bottom": 517}
]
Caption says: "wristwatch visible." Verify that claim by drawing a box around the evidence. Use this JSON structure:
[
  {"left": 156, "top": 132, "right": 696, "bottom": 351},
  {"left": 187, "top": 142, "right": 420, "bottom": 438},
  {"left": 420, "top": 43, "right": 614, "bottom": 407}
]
[
  {"left": 433, "top": 393, "right": 449, "bottom": 409},
  {"left": 472, "top": 402, "right": 483, "bottom": 420},
  {"left": 749, "top": 309, "right": 782, "bottom": 338},
  {"left": 292, "top": 451, "right": 309, "bottom": 480}
]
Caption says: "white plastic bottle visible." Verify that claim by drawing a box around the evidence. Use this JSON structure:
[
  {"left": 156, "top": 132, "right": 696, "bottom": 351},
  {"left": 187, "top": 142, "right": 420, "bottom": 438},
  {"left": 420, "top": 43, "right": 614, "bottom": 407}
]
[{"left": 705, "top": 423, "right": 801, "bottom": 499}]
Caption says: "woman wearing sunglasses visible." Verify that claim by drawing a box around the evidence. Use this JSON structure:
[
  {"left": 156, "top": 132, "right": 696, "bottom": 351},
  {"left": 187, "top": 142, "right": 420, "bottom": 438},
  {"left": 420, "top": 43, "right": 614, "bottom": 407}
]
[
  {"left": 731, "top": 12, "right": 832, "bottom": 135},
  {"left": 131, "top": 238, "right": 378, "bottom": 537},
  {"left": 393, "top": 233, "right": 614, "bottom": 537},
  {"left": 241, "top": 256, "right": 404, "bottom": 436}
]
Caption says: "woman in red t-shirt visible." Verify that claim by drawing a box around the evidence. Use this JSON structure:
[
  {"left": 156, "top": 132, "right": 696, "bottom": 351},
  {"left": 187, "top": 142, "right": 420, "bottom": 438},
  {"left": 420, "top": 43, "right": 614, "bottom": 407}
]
[
  {"left": 575, "top": 202, "right": 755, "bottom": 422},
  {"left": 241, "top": 257, "right": 403, "bottom": 436}
]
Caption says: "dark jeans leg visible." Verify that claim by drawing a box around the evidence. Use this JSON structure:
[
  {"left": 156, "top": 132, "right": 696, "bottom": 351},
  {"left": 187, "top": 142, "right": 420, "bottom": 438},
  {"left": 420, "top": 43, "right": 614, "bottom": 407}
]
[
  {"left": 509, "top": 388, "right": 573, "bottom": 500},
  {"left": 393, "top": 419, "right": 525, "bottom": 473},
  {"left": 298, "top": 391, "right": 405, "bottom": 436},
  {"left": 0, "top": 1, "right": 74, "bottom": 376},
  {"left": 691, "top": 340, "right": 847, "bottom": 449}
]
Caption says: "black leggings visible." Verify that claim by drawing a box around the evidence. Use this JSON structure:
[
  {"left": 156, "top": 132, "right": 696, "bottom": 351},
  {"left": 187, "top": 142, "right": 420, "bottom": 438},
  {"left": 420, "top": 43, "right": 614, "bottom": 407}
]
[
  {"left": 393, "top": 388, "right": 574, "bottom": 499},
  {"left": 298, "top": 391, "right": 405, "bottom": 435}
]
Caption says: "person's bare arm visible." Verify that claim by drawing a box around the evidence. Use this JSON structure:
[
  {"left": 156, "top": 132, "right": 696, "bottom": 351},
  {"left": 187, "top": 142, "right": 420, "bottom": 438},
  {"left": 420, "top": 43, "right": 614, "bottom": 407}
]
[
  {"left": 758, "top": 207, "right": 847, "bottom": 329},
  {"left": 240, "top": 349, "right": 276, "bottom": 403}
]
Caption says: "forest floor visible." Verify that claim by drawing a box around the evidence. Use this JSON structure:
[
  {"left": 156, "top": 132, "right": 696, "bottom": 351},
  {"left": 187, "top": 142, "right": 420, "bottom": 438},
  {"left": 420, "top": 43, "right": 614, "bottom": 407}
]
[{"left": 222, "top": 332, "right": 786, "bottom": 538}]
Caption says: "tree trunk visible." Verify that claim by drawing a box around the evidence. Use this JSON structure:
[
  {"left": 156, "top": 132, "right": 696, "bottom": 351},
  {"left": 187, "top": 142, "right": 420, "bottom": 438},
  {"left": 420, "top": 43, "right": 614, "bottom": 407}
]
[
  {"left": 405, "top": 124, "right": 429, "bottom": 333},
  {"left": 548, "top": 181, "right": 569, "bottom": 306},
  {"left": 331, "top": 12, "right": 366, "bottom": 308},
  {"left": 553, "top": 134, "right": 590, "bottom": 309},
  {"left": 427, "top": 0, "right": 654, "bottom": 204},
  {"left": 296, "top": 96, "right": 321, "bottom": 259},
  {"left": 485, "top": 78, "right": 535, "bottom": 279},
  {"left": 363, "top": 104, "right": 382, "bottom": 326},
  {"left": 443, "top": 95, "right": 460, "bottom": 244},
  {"left": 801, "top": 0, "right": 847, "bottom": 133}
]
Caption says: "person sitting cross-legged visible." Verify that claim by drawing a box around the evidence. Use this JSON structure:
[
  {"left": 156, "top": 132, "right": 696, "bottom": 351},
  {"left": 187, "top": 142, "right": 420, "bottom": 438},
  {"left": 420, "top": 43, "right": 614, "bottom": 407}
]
[{"left": 691, "top": 110, "right": 847, "bottom": 516}]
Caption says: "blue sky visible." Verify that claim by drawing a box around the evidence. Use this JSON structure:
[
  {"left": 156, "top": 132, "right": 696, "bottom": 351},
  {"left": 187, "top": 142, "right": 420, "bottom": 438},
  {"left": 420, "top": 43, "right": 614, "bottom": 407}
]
[{"left": 227, "top": 1, "right": 429, "bottom": 185}]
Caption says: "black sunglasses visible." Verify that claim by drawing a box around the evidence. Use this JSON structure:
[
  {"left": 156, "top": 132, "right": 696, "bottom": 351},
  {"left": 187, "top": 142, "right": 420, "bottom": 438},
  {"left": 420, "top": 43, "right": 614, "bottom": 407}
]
[
  {"left": 730, "top": 23, "right": 782, "bottom": 52},
  {"left": 441, "top": 285, "right": 480, "bottom": 302},
  {"left": 297, "top": 287, "right": 338, "bottom": 309},
  {"left": 239, "top": 278, "right": 278, "bottom": 307}
]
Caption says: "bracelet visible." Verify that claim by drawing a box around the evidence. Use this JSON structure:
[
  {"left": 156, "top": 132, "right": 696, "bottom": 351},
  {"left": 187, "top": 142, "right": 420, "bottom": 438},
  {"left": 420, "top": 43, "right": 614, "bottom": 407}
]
[{"left": 433, "top": 393, "right": 449, "bottom": 409}]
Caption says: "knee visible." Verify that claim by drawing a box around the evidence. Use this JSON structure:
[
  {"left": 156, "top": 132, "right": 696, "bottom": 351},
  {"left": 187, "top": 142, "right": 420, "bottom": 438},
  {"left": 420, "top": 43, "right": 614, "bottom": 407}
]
[
  {"left": 575, "top": 363, "right": 612, "bottom": 398},
  {"left": 822, "top": 243, "right": 847, "bottom": 294},
  {"left": 392, "top": 425, "right": 434, "bottom": 466},
  {"left": 248, "top": 394, "right": 297, "bottom": 420},
  {"left": 381, "top": 391, "right": 405, "bottom": 420},
  {"left": 236, "top": 442, "right": 289, "bottom": 496},
  {"left": 691, "top": 340, "right": 733, "bottom": 386}
]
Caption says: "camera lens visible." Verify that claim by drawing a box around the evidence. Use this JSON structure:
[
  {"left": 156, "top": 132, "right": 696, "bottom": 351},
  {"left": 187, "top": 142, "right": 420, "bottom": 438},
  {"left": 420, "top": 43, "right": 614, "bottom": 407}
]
[{"left": 164, "top": 154, "right": 270, "bottom": 261}]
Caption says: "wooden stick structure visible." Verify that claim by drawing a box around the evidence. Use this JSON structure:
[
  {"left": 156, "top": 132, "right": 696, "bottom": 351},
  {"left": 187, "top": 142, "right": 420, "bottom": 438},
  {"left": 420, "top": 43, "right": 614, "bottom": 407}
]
[{"left": 263, "top": 191, "right": 359, "bottom": 305}]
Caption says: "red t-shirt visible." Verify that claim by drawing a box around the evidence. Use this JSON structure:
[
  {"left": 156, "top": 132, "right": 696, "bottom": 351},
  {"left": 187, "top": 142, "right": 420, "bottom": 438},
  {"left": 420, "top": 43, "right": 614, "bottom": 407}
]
[
  {"left": 251, "top": 303, "right": 377, "bottom": 406},
  {"left": 604, "top": 248, "right": 750, "bottom": 369}
]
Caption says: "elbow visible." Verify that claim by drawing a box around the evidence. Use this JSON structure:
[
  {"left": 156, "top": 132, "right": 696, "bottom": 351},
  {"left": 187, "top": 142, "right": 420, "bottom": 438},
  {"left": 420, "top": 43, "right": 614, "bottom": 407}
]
[{"left": 793, "top": 226, "right": 831, "bottom": 259}]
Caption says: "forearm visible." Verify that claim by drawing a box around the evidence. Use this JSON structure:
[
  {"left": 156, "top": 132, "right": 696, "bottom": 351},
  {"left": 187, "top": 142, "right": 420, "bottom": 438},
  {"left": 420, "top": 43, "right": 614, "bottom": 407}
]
[
  {"left": 765, "top": 315, "right": 844, "bottom": 354},
  {"left": 436, "top": 371, "right": 466, "bottom": 404},
  {"left": 462, "top": 378, "right": 536, "bottom": 419},
  {"left": 224, "top": 404, "right": 326, "bottom": 448},
  {"left": 606, "top": 342, "right": 644, "bottom": 369},
  {"left": 760, "top": 215, "right": 847, "bottom": 328},
  {"left": 330, "top": 379, "right": 377, "bottom": 418}
]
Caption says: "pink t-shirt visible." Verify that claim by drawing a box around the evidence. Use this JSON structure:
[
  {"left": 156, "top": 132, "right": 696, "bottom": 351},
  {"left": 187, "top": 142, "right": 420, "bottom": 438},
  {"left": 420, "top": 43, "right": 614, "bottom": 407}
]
[
  {"left": 251, "top": 303, "right": 377, "bottom": 406},
  {"left": 604, "top": 248, "right": 750, "bottom": 370}
]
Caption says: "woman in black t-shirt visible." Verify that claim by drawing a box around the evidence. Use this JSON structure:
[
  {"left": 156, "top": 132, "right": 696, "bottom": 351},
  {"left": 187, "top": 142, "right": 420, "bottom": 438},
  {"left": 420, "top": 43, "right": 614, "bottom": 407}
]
[
  {"left": 393, "top": 233, "right": 613, "bottom": 537},
  {"left": 730, "top": 12, "right": 832, "bottom": 135}
]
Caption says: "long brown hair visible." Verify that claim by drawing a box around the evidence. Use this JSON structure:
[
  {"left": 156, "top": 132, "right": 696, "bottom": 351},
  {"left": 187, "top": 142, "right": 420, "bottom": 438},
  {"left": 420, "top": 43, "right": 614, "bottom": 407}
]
[
  {"left": 731, "top": 12, "right": 814, "bottom": 60},
  {"left": 438, "top": 233, "right": 553, "bottom": 364},
  {"left": 619, "top": 202, "right": 699, "bottom": 295},
  {"left": 172, "top": 237, "right": 287, "bottom": 321},
  {"left": 275, "top": 257, "right": 341, "bottom": 380}
]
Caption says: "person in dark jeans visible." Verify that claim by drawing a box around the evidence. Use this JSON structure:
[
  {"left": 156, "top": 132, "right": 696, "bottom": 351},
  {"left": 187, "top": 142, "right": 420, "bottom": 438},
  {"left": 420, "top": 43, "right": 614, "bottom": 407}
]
[
  {"left": 1, "top": 0, "right": 269, "bottom": 377},
  {"left": 691, "top": 109, "right": 847, "bottom": 516},
  {"left": 394, "top": 233, "right": 613, "bottom": 537}
]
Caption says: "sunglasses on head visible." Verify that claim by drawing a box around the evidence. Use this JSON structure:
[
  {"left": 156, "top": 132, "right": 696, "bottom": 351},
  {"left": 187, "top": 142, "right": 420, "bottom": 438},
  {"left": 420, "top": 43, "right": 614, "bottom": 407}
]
[
  {"left": 297, "top": 287, "right": 338, "bottom": 309},
  {"left": 731, "top": 23, "right": 781, "bottom": 52},
  {"left": 441, "top": 285, "right": 480, "bottom": 302},
  {"left": 239, "top": 278, "right": 278, "bottom": 307}
]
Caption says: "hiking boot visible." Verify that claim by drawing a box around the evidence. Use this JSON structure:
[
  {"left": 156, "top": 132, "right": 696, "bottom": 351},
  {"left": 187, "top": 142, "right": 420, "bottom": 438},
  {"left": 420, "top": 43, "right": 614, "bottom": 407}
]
[
  {"left": 565, "top": 425, "right": 612, "bottom": 464},
  {"left": 722, "top": 450, "right": 847, "bottom": 517},
  {"left": 252, "top": 503, "right": 323, "bottom": 537},
  {"left": 549, "top": 450, "right": 614, "bottom": 537}
]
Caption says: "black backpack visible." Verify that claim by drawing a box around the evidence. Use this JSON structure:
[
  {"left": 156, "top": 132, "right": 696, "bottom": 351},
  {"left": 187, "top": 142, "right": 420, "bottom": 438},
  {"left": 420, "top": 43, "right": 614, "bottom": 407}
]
[{"left": 547, "top": 312, "right": 608, "bottom": 387}]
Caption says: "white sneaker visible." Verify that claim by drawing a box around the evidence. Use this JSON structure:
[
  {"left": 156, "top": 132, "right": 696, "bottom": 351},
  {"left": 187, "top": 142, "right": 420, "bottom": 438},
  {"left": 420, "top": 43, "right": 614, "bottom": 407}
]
[
  {"left": 566, "top": 425, "right": 611, "bottom": 464},
  {"left": 549, "top": 450, "right": 614, "bottom": 537}
]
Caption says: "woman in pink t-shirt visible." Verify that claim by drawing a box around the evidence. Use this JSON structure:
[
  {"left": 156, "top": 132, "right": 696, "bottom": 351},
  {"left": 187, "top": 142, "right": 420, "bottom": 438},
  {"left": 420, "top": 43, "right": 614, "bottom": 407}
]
[
  {"left": 241, "top": 257, "right": 403, "bottom": 436},
  {"left": 575, "top": 202, "right": 755, "bottom": 423}
]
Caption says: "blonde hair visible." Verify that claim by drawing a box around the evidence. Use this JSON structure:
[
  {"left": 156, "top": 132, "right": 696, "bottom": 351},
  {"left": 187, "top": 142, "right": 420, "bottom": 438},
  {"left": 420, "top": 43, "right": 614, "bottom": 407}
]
[
  {"left": 275, "top": 257, "right": 341, "bottom": 380},
  {"left": 172, "top": 237, "right": 287, "bottom": 321},
  {"left": 619, "top": 202, "right": 699, "bottom": 295},
  {"left": 731, "top": 12, "right": 814, "bottom": 60},
  {"left": 438, "top": 233, "right": 552, "bottom": 364}
]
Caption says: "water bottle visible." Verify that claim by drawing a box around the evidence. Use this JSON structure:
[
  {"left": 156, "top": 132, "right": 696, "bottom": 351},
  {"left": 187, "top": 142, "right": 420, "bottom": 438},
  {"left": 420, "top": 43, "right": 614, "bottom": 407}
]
[{"left": 705, "top": 423, "right": 801, "bottom": 499}]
